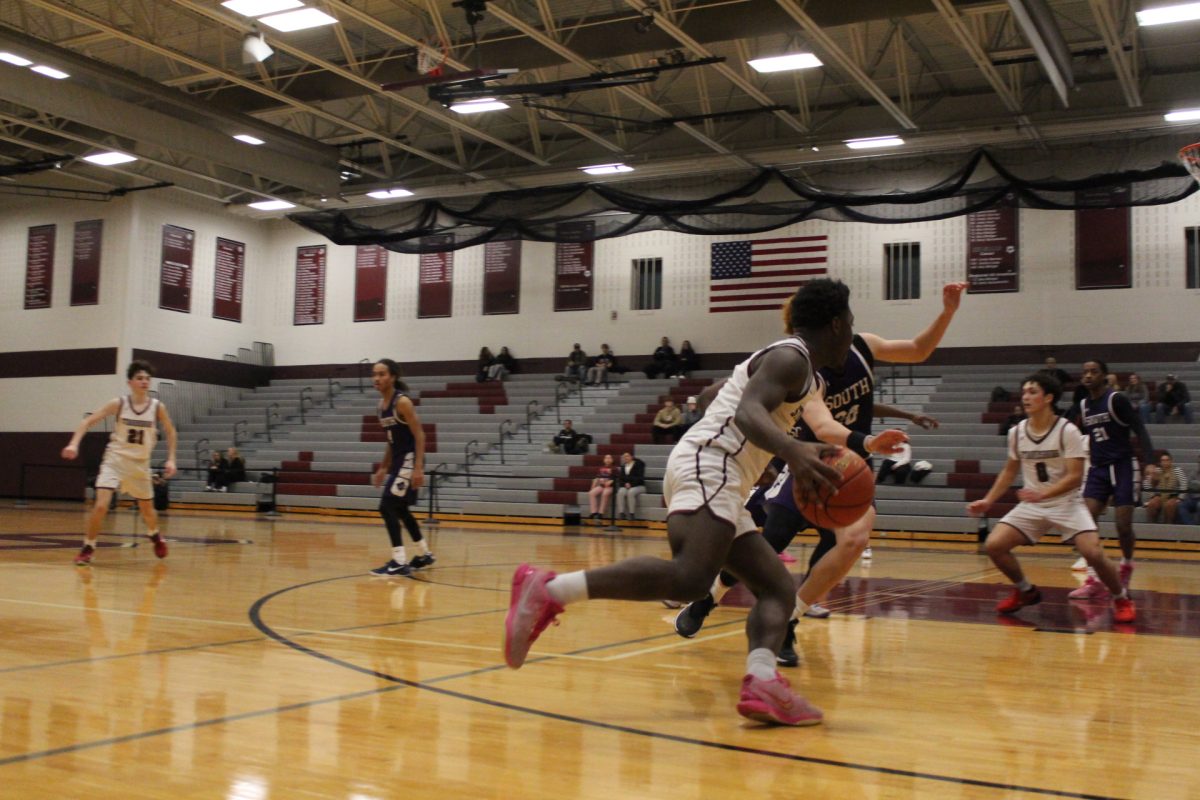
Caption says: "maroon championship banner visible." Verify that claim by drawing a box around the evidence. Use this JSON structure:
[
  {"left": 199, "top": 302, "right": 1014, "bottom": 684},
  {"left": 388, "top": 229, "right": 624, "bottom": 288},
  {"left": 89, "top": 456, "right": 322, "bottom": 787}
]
[
  {"left": 418, "top": 235, "right": 454, "bottom": 319},
  {"left": 354, "top": 244, "right": 388, "bottom": 322},
  {"left": 294, "top": 245, "right": 327, "bottom": 325},
  {"left": 212, "top": 237, "right": 245, "bottom": 322},
  {"left": 483, "top": 239, "right": 521, "bottom": 315},
  {"left": 158, "top": 224, "right": 195, "bottom": 313},
  {"left": 1075, "top": 185, "right": 1131, "bottom": 290},
  {"left": 70, "top": 219, "right": 103, "bottom": 306},
  {"left": 554, "top": 221, "right": 595, "bottom": 312},
  {"left": 966, "top": 199, "right": 1019, "bottom": 293},
  {"left": 24, "top": 224, "right": 55, "bottom": 310}
]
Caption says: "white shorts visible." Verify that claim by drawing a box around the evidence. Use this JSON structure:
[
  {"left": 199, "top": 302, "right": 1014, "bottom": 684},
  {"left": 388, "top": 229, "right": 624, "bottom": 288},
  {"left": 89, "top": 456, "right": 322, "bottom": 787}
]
[
  {"left": 663, "top": 445, "right": 758, "bottom": 537},
  {"left": 999, "top": 500, "right": 1097, "bottom": 544},
  {"left": 95, "top": 451, "right": 153, "bottom": 501}
]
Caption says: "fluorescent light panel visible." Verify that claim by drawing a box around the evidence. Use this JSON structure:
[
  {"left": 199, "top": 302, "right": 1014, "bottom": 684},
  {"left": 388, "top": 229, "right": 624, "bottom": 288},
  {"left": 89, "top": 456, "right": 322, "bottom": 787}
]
[
  {"left": 248, "top": 199, "right": 295, "bottom": 210},
  {"left": 1165, "top": 108, "right": 1200, "bottom": 121},
  {"left": 844, "top": 135, "right": 905, "bottom": 150},
  {"left": 450, "top": 99, "right": 510, "bottom": 114},
  {"left": 233, "top": 134, "right": 266, "bottom": 145},
  {"left": 1136, "top": 2, "right": 1200, "bottom": 25},
  {"left": 747, "top": 53, "right": 822, "bottom": 73},
  {"left": 221, "top": 0, "right": 303, "bottom": 16},
  {"left": 581, "top": 163, "right": 634, "bottom": 175},
  {"left": 0, "top": 52, "right": 33, "bottom": 67},
  {"left": 31, "top": 65, "right": 70, "bottom": 79},
  {"left": 366, "top": 188, "right": 413, "bottom": 199},
  {"left": 258, "top": 7, "right": 338, "bottom": 31},
  {"left": 83, "top": 151, "right": 137, "bottom": 166}
]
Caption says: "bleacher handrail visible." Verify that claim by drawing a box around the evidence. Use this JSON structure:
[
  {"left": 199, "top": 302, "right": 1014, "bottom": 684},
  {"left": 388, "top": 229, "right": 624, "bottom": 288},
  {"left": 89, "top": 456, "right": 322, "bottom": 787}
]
[
  {"left": 525, "top": 400, "right": 539, "bottom": 443},
  {"left": 358, "top": 358, "right": 372, "bottom": 393},
  {"left": 299, "top": 386, "right": 313, "bottom": 424},
  {"left": 193, "top": 438, "right": 210, "bottom": 469},
  {"left": 233, "top": 420, "right": 248, "bottom": 448},
  {"left": 497, "top": 419, "right": 514, "bottom": 464},
  {"left": 327, "top": 377, "right": 341, "bottom": 408},
  {"left": 463, "top": 439, "right": 479, "bottom": 487},
  {"left": 265, "top": 403, "right": 280, "bottom": 443}
]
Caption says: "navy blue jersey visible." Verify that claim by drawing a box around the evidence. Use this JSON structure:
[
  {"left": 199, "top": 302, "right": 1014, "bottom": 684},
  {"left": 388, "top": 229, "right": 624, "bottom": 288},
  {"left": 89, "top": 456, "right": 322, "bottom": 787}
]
[
  {"left": 379, "top": 390, "right": 416, "bottom": 473},
  {"left": 794, "top": 334, "right": 875, "bottom": 442},
  {"left": 1078, "top": 389, "right": 1137, "bottom": 466}
]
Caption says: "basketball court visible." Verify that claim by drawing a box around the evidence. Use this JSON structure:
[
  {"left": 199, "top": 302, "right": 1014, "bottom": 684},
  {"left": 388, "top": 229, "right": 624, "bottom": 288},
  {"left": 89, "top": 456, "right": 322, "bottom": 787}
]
[{"left": 3, "top": 503, "right": 1199, "bottom": 799}]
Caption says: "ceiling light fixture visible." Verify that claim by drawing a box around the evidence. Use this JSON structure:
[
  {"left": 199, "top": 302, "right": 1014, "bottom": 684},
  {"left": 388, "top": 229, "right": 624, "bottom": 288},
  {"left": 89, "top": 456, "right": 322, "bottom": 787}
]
[
  {"left": 0, "top": 52, "right": 33, "bottom": 67},
  {"left": 83, "top": 151, "right": 138, "bottom": 166},
  {"left": 258, "top": 7, "right": 339, "bottom": 32},
  {"left": 241, "top": 30, "right": 274, "bottom": 64},
  {"left": 30, "top": 65, "right": 70, "bottom": 79},
  {"left": 366, "top": 188, "right": 414, "bottom": 199},
  {"left": 233, "top": 133, "right": 266, "bottom": 145},
  {"left": 248, "top": 199, "right": 295, "bottom": 210},
  {"left": 449, "top": 99, "right": 510, "bottom": 114},
  {"left": 1136, "top": 2, "right": 1200, "bottom": 25},
  {"left": 1165, "top": 108, "right": 1200, "bottom": 122},
  {"left": 221, "top": 0, "right": 303, "bottom": 16},
  {"left": 844, "top": 135, "right": 905, "bottom": 150},
  {"left": 747, "top": 53, "right": 823, "bottom": 73},
  {"left": 580, "top": 163, "right": 634, "bottom": 175}
]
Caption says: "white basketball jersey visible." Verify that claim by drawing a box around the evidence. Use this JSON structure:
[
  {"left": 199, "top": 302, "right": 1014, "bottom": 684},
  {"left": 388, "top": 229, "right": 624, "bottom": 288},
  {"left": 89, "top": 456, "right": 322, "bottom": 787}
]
[
  {"left": 108, "top": 396, "right": 160, "bottom": 460},
  {"left": 680, "top": 337, "right": 820, "bottom": 485},
  {"left": 1007, "top": 416, "right": 1086, "bottom": 505}
]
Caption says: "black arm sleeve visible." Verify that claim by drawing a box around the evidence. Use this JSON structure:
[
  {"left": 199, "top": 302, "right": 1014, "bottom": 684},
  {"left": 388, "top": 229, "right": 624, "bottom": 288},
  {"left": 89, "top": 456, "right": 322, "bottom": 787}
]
[{"left": 1111, "top": 393, "right": 1154, "bottom": 458}]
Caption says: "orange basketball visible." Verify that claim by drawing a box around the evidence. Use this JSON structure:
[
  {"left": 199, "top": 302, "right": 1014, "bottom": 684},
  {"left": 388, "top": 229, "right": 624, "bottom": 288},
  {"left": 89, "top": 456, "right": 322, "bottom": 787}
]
[{"left": 792, "top": 448, "right": 874, "bottom": 529}]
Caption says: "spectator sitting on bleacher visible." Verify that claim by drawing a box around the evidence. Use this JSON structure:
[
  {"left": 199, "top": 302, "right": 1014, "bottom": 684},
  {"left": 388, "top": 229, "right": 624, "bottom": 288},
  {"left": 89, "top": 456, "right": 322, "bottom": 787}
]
[
  {"left": 564, "top": 343, "right": 587, "bottom": 382},
  {"left": 679, "top": 396, "right": 703, "bottom": 435},
  {"left": 615, "top": 451, "right": 646, "bottom": 521},
  {"left": 550, "top": 419, "right": 589, "bottom": 455},
  {"left": 475, "top": 347, "right": 495, "bottom": 383},
  {"left": 999, "top": 403, "right": 1025, "bottom": 436},
  {"left": 678, "top": 340, "right": 700, "bottom": 377},
  {"left": 585, "top": 344, "right": 616, "bottom": 386},
  {"left": 488, "top": 346, "right": 516, "bottom": 381},
  {"left": 1123, "top": 373, "right": 1153, "bottom": 423},
  {"left": 643, "top": 336, "right": 678, "bottom": 379},
  {"left": 1042, "top": 357, "right": 1073, "bottom": 388},
  {"left": 222, "top": 447, "right": 247, "bottom": 490},
  {"left": 1179, "top": 454, "right": 1200, "bottom": 525},
  {"left": 205, "top": 450, "right": 228, "bottom": 491},
  {"left": 651, "top": 398, "right": 683, "bottom": 444},
  {"left": 1105, "top": 373, "right": 1121, "bottom": 391},
  {"left": 1155, "top": 373, "right": 1193, "bottom": 424},
  {"left": 587, "top": 453, "right": 616, "bottom": 522},
  {"left": 1143, "top": 452, "right": 1187, "bottom": 523}
]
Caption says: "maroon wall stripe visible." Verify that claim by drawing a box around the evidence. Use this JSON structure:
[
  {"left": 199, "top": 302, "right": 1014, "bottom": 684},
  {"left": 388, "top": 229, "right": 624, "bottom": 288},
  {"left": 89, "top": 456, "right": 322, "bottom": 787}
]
[
  {"left": 0, "top": 348, "right": 118, "bottom": 379},
  {"left": 132, "top": 348, "right": 268, "bottom": 389}
]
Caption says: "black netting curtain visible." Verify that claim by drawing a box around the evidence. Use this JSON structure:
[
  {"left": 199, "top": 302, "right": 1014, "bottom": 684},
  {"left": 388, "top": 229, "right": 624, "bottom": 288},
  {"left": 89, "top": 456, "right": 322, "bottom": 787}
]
[{"left": 288, "top": 147, "right": 1198, "bottom": 254}]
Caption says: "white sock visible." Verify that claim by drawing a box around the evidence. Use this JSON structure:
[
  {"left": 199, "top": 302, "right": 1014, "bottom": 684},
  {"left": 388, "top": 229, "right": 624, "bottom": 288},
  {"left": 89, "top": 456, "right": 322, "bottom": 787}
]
[
  {"left": 415, "top": 539, "right": 431, "bottom": 555},
  {"left": 392, "top": 546, "right": 407, "bottom": 563},
  {"left": 148, "top": 530, "right": 160, "bottom": 539},
  {"left": 746, "top": 648, "right": 777, "bottom": 681},
  {"left": 1085, "top": 567, "right": 1097, "bottom": 579},
  {"left": 1121, "top": 557, "right": 1132, "bottom": 565},
  {"left": 1114, "top": 589, "right": 1128, "bottom": 600},
  {"left": 711, "top": 576, "right": 731, "bottom": 604},
  {"left": 82, "top": 539, "right": 96, "bottom": 549},
  {"left": 546, "top": 571, "right": 589, "bottom": 605},
  {"left": 1017, "top": 579, "right": 1033, "bottom": 592},
  {"left": 792, "top": 598, "right": 810, "bottom": 621}
]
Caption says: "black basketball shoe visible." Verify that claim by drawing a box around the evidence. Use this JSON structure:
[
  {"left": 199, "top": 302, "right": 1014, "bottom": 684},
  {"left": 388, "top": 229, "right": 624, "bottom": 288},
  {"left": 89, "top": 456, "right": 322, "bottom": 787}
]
[
  {"left": 409, "top": 553, "right": 436, "bottom": 570},
  {"left": 777, "top": 619, "right": 800, "bottom": 667},
  {"left": 369, "top": 560, "right": 412, "bottom": 577},
  {"left": 674, "top": 593, "right": 717, "bottom": 638}
]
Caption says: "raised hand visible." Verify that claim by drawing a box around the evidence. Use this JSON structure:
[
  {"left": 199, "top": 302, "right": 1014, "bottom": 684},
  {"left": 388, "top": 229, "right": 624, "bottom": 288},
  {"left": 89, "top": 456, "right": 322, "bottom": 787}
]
[
  {"left": 867, "top": 429, "right": 909, "bottom": 455},
  {"left": 942, "top": 282, "right": 968, "bottom": 313}
]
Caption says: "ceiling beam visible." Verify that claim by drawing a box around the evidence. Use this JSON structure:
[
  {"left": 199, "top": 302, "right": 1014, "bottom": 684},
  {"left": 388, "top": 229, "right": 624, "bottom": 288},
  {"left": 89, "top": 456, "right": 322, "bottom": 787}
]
[
  {"left": 929, "top": 0, "right": 1024, "bottom": 113},
  {"left": 1087, "top": 0, "right": 1141, "bottom": 107}
]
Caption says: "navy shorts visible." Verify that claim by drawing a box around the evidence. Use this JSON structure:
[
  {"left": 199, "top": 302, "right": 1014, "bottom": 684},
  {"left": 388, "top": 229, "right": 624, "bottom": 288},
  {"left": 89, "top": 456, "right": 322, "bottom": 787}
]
[
  {"left": 383, "top": 470, "right": 417, "bottom": 503},
  {"left": 1083, "top": 459, "right": 1135, "bottom": 506}
]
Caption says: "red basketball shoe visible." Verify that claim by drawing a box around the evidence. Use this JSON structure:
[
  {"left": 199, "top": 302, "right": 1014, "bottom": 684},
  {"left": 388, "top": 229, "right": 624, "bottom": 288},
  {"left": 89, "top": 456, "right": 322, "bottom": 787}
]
[
  {"left": 996, "top": 586, "right": 1041, "bottom": 614},
  {"left": 74, "top": 544, "right": 95, "bottom": 566},
  {"left": 736, "top": 672, "right": 823, "bottom": 726},
  {"left": 150, "top": 534, "right": 168, "bottom": 559},
  {"left": 1113, "top": 596, "right": 1136, "bottom": 624},
  {"left": 504, "top": 564, "right": 564, "bottom": 669}
]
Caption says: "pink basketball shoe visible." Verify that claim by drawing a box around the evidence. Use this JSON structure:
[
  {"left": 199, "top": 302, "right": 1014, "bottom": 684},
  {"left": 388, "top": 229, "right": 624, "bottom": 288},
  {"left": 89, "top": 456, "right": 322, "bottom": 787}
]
[
  {"left": 504, "top": 564, "right": 564, "bottom": 669},
  {"left": 736, "top": 672, "right": 823, "bottom": 726},
  {"left": 1067, "top": 575, "right": 1108, "bottom": 600}
]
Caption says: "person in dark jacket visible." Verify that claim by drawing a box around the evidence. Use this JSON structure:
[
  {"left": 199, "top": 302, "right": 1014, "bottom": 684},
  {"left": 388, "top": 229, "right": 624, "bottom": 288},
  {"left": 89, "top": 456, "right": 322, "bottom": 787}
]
[
  {"left": 1155, "top": 374, "right": 1193, "bottom": 424},
  {"left": 614, "top": 451, "right": 646, "bottom": 520},
  {"left": 643, "top": 336, "right": 678, "bottom": 378}
]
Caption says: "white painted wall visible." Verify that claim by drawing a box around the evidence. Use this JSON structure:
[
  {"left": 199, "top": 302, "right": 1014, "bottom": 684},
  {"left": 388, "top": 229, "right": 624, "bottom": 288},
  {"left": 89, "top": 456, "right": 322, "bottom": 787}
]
[{"left": 3, "top": 188, "right": 1199, "bottom": 432}]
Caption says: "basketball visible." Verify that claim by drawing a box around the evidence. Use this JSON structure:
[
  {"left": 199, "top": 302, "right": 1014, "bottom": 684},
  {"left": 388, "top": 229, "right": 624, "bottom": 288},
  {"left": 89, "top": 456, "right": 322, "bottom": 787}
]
[{"left": 793, "top": 448, "right": 874, "bottom": 529}]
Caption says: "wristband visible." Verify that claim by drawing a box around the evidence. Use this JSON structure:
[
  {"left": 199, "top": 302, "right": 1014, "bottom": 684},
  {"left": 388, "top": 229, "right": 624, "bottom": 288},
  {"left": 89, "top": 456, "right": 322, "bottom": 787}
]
[{"left": 847, "top": 431, "right": 870, "bottom": 457}]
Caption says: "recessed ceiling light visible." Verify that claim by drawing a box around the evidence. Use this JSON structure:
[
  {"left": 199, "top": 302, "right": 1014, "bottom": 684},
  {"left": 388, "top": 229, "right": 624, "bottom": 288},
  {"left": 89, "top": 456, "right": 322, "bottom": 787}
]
[
  {"left": 221, "top": 0, "right": 303, "bottom": 16},
  {"left": 449, "top": 99, "right": 510, "bottom": 114},
  {"left": 0, "top": 52, "right": 33, "bottom": 67},
  {"left": 83, "top": 151, "right": 138, "bottom": 166},
  {"left": 844, "top": 135, "right": 905, "bottom": 150},
  {"left": 233, "top": 134, "right": 266, "bottom": 145},
  {"left": 31, "top": 65, "right": 70, "bottom": 79},
  {"left": 366, "top": 188, "right": 414, "bottom": 199},
  {"left": 1136, "top": 2, "right": 1200, "bottom": 26},
  {"left": 580, "top": 163, "right": 634, "bottom": 175},
  {"left": 1164, "top": 108, "right": 1200, "bottom": 122},
  {"left": 248, "top": 199, "right": 295, "bottom": 210},
  {"left": 747, "top": 53, "right": 823, "bottom": 73},
  {"left": 258, "top": 7, "right": 338, "bottom": 31}
]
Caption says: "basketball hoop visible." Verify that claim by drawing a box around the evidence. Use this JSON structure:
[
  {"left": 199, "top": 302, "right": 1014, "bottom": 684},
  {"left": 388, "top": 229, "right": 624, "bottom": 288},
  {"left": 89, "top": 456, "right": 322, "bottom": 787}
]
[
  {"left": 417, "top": 37, "right": 448, "bottom": 78},
  {"left": 1181, "top": 143, "right": 1200, "bottom": 187}
]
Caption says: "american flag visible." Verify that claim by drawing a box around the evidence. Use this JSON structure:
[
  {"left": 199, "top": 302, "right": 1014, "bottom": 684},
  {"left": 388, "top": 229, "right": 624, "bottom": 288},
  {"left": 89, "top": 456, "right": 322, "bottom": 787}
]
[{"left": 709, "top": 235, "right": 828, "bottom": 313}]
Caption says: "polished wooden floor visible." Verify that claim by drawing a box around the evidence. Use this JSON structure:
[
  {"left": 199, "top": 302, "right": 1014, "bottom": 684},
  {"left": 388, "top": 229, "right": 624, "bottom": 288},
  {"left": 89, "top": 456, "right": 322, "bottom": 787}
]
[{"left": 2, "top": 503, "right": 1199, "bottom": 799}]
